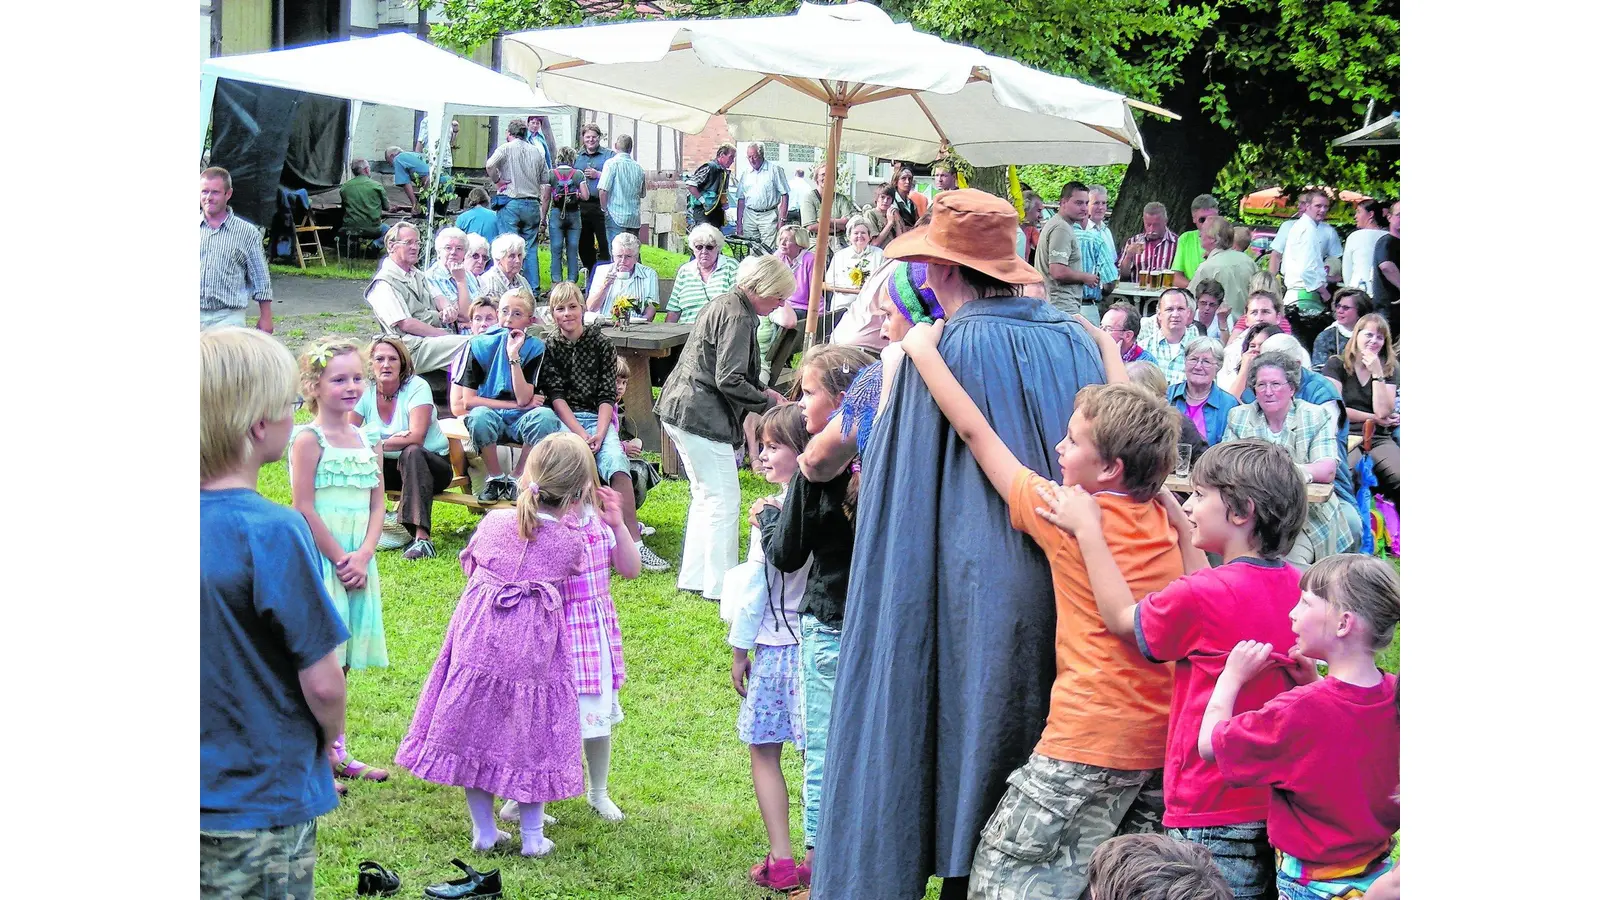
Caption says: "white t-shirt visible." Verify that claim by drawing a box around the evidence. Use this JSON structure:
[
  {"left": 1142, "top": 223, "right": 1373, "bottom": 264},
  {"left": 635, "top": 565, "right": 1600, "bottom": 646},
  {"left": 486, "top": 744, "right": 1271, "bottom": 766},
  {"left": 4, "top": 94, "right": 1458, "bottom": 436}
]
[
  {"left": 1341, "top": 228, "right": 1384, "bottom": 294},
  {"left": 746, "top": 523, "right": 809, "bottom": 647},
  {"left": 826, "top": 245, "right": 886, "bottom": 312},
  {"left": 353, "top": 375, "right": 449, "bottom": 459},
  {"left": 1271, "top": 216, "right": 1343, "bottom": 292}
]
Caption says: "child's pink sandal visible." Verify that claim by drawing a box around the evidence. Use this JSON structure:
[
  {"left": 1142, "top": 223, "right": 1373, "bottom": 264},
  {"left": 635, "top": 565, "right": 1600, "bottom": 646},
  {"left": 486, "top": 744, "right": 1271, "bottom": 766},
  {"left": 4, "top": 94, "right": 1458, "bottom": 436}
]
[{"left": 330, "top": 740, "right": 389, "bottom": 782}]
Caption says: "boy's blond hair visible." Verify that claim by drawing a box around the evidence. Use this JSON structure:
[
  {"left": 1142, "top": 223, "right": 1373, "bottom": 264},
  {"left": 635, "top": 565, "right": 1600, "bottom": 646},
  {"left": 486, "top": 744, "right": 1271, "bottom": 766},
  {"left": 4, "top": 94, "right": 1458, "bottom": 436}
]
[
  {"left": 547, "top": 281, "right": 585, "bottom": 311},
  {"left": 499, "top": 287, "right": 535, "bottom": 317},
  {"left": 297, "top": 337, "right": 364, "bottom": 417},
  {"left": 200, "top": 328, "right": 298, "bottom": 481},
  {"left": 517, "top": 432, "right": 600, "bottom": 541},
  {"left": 1300, "top": 554, "right": 1400, "bottom": 651},
  {"left": 1073, "top": 383, "right": 1182, "bottom": 502}
]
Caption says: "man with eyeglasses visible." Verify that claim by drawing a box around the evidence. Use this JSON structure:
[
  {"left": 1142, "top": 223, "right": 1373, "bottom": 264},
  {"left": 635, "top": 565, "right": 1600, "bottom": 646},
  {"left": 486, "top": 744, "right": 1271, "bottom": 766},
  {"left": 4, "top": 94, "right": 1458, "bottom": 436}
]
[
  {"left": 1100, "top": 302, "right": 1149, "bottom": 364},
  {"left": 1169, "top": 194, "right": 1219, "bottom": 287},
  {"left": 364, "top": 222, "right": 470, "bottom": 375}
]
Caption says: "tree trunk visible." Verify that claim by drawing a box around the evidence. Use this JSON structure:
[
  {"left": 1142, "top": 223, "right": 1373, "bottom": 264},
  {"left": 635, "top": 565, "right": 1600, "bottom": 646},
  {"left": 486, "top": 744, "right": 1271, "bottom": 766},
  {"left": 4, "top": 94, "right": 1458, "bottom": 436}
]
[
  {"left": 1111, "top": 49, "right": 1237, "bottom": 242},
  {"left": 968, "top": 165, "right": 1009, "bottom": 198}
]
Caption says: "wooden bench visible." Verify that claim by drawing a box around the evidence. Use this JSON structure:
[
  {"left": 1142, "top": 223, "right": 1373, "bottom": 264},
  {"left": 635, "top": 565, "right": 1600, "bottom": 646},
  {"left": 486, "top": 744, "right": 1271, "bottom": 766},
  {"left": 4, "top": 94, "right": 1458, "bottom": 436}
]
[{"left": 383, "top": 417, "right": 515, "bottom": 512}]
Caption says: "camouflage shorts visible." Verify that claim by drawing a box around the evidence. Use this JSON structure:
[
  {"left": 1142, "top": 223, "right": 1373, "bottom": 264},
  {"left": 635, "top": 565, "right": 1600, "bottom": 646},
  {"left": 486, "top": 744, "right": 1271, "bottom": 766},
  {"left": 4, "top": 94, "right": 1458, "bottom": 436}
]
[
  {"left": 968, "top": 754, "right": 1164, "bottom": 900},
  {"left": 200, "top": 819, "right": 318, "bottom": 900}
]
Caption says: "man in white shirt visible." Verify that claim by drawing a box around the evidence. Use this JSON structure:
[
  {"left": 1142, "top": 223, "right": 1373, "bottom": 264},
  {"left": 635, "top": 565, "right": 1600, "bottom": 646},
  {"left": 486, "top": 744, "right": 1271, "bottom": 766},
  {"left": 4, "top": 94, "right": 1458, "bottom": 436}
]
[
  {"left": 735, "top": 143, "right": 788, "bottom": 249},
  {"left": 1269, "top": 189, "right": 1343, "bottom": 349}
]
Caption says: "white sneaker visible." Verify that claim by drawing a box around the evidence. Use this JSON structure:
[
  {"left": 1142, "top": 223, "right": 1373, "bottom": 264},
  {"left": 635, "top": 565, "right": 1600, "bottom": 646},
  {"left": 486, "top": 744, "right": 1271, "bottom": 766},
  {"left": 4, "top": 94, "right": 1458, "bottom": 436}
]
[
  {"left": 638, "top": 544, "right": 672, "bottom": 573},
  {"left": 639, "top": 524, "right": 656, "bottom": 537}
]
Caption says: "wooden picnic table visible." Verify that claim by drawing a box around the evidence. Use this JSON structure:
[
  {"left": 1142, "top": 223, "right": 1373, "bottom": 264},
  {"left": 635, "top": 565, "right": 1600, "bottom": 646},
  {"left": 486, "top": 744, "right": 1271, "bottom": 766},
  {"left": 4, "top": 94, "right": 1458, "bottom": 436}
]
[
  {"left": 1164, "top": 473, "right": 1332, "bottom": 503},
  {"left": 601, "top": 321, "right": 692, "bottom": 474}
]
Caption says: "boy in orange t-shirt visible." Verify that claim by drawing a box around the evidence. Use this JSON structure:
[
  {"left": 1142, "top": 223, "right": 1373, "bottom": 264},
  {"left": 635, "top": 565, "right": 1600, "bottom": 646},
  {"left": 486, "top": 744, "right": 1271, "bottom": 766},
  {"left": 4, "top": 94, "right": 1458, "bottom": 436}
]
[{"left": 902, "top": 321, "right": 1187, "bottom": 900}]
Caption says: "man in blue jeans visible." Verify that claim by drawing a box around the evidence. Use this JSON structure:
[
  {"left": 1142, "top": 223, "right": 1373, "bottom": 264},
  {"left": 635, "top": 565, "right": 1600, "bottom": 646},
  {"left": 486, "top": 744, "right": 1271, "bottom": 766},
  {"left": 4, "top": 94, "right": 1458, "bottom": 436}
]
[
  {"left": 455, "top": 290, "right": 561, "bottom": 502},
  {"left": 487, "top": 119, "right": 550, "bottom": 291}
]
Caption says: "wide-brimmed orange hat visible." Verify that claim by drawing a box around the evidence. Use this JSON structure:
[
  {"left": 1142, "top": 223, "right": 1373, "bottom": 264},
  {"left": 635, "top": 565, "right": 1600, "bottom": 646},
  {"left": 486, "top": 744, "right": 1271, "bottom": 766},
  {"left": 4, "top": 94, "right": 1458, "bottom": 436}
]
[{"left": 884, "top": 189, "right": 1041, "bottom": 285}]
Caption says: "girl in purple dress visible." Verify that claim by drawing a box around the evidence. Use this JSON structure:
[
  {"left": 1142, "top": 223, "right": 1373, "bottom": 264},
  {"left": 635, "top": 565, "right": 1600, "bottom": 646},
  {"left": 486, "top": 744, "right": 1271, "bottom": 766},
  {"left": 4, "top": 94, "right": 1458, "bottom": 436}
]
[{"left": 396, "top": 433, "right": 622, "bottom": 858}]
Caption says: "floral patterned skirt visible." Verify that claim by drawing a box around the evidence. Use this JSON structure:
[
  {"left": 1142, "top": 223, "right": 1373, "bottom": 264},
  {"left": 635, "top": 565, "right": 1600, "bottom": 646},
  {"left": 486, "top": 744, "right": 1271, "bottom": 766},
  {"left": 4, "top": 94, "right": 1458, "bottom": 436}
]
[{"left": 737, "top": 642, "right": 805, "bottom": 748}]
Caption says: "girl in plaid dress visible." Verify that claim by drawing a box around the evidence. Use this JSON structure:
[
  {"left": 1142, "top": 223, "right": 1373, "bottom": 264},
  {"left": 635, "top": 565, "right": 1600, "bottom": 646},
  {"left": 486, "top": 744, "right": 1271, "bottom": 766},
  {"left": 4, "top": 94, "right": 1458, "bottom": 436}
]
[{"left": 502, "top": 454, "right": 642, "bottom": 825}]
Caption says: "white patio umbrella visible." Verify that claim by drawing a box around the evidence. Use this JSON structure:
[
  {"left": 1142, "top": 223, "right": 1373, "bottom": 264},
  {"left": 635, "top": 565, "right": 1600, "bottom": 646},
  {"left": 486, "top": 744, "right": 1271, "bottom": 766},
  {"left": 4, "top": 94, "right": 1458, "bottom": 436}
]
[{"left": 501, "top": 1, "right": 1173, "bottom": 338}]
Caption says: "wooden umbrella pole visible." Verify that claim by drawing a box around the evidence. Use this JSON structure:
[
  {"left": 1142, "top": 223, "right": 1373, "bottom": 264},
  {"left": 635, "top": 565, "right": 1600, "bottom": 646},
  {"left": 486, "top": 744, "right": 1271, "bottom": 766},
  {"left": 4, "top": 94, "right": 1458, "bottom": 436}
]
[{"left": 805, "top": 103, "right": 848, "bottom": 347}]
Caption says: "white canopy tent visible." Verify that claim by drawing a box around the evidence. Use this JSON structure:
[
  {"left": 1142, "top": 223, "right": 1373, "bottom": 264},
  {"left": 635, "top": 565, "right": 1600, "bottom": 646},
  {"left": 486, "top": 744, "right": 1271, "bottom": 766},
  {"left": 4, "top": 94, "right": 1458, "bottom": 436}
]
[{"left": 200, "top": 33, "right": 561, "bottom": 253}]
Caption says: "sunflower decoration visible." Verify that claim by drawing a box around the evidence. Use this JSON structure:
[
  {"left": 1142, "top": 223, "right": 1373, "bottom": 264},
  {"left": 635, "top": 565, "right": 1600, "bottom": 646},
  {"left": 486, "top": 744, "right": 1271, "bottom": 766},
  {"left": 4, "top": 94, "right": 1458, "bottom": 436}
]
[
  {"left": 848, "top": 255, "right": 874, "bottom": 289},
  {"left": 611, "top": 296, "right": 637, "bottom": 328}
]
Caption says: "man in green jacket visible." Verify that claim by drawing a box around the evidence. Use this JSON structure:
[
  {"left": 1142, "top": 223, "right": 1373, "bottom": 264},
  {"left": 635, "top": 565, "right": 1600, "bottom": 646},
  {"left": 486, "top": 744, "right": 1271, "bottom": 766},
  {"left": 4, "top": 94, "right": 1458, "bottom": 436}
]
[{"left": 339, "top": 159, "right": 391, "bottom": 241}]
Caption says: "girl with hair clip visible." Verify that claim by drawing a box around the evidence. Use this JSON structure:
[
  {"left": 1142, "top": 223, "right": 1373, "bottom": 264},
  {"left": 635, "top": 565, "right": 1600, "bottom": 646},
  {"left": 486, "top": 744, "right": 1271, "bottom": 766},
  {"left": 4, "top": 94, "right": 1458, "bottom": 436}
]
[
  {"left": 396, "top": 434, "right": 623, "bottom": 858},
  {"left": 748, "top": 343, "right": 873, "bottom": 885},
  {"left": 732, "top": 404, "right": 814, "bottom": 892},
  {"left": 289, "top": 338, "right": 389, "bottom": 787}
]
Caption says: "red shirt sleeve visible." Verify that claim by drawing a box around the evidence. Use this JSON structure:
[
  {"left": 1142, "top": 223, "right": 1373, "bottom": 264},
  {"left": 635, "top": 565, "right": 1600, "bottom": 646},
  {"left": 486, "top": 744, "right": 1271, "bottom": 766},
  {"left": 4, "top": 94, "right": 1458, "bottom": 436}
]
[
  {"left": 1211, "top": 685, "right": 1311, "bottom": 789},
  {"left": 1132, "top": 573, "right": 1206, "bottom": 664}
]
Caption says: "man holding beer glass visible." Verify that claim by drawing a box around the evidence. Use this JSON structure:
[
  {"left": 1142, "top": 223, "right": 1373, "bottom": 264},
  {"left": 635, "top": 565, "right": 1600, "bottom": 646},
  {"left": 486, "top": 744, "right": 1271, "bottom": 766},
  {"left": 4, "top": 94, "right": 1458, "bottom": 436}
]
[{"left": 1117, "top": 201, "right": 1180, "bottom": 285}]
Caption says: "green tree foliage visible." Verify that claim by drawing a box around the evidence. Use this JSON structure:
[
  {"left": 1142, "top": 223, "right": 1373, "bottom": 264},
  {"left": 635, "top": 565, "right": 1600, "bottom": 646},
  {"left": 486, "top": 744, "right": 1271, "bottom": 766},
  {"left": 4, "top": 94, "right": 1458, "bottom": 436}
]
[{"left": 426, "top": 0, "right": 1398, "bottom": 233}]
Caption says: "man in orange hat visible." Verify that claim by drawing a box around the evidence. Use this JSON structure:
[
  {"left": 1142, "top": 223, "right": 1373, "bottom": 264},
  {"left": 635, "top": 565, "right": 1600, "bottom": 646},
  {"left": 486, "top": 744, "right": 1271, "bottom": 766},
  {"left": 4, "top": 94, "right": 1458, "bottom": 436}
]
[{"left": 814, "top": 189, "right": 1113, "bottom": 900}]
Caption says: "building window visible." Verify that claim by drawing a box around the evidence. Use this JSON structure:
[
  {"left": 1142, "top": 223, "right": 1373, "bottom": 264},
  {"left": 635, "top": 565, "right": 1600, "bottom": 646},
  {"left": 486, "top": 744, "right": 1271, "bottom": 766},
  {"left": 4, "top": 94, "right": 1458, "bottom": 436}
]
[
  {"left": 761, "top": 141, "right": 780, "bottom": 160},
  {"left": 787, "top": 145, "right": 817, "bottom": 163}
]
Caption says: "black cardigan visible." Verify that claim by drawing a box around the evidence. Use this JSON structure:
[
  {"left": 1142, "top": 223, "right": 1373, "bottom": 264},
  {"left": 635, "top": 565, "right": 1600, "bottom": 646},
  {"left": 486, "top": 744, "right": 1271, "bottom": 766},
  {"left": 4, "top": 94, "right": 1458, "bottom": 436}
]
[{"left": 757, "top": 469, "right": 855, "bottom": 630}]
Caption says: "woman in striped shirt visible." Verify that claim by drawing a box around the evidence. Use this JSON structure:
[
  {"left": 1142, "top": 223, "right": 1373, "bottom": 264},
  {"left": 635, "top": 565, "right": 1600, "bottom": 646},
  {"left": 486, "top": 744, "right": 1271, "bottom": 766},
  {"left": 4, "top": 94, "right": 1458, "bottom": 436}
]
[{"left": 665, "top": 223, "right": 740, "bottom": 324}]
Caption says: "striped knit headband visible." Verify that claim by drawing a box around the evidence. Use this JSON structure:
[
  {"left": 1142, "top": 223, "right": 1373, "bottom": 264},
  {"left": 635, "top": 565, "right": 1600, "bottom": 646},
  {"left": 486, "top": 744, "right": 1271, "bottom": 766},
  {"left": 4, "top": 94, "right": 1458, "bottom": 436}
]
[{"left": 887, "top": 261, "right": 944, "bottom": 325}]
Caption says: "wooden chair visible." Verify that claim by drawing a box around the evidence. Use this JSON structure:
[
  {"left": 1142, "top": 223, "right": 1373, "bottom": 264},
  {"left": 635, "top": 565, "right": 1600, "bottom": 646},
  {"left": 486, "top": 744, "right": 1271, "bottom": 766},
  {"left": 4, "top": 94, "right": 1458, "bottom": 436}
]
[{"left": 294, "top": 203, "right": 333, "bottom": 269}]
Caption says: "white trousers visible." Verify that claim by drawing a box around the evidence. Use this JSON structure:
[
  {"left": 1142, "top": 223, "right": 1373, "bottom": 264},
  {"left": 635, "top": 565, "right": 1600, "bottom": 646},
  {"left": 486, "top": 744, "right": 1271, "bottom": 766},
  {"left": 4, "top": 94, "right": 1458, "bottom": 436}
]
[{"left": 662, "top": 422, "right": 741, "bottom": 600}]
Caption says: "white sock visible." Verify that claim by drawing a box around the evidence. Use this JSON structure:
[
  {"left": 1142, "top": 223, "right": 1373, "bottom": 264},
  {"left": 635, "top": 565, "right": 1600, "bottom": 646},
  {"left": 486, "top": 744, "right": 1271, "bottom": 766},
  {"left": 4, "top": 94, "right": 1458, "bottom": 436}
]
[{"left": 584, "top": 736, "right": 623, "bottom": 821}]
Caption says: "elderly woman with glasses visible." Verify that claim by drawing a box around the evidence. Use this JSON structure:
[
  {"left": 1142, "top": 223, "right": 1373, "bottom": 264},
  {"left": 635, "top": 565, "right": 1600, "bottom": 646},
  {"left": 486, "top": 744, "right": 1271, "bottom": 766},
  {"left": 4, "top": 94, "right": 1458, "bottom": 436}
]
[
  {"left": 1222, "top": 350, "right": 1361, "bottom": 565},
  {"left": 665, "top": 223, "right": 739, "bottom": 324},
  {"left": 588, "top": 231, "right": 662, "bottom": 320},
  {"left": 1166, "top": 336, "right": 1238, "bottom": 446},
  {"left": 478, "top": 232, "right": 535, "bottom": 305},
  {"left": 657, "top": 254, "right": 793, "bottom": 601},
  {"left": 423, "top": 226, "right": 477, "bottom": 333},
  {"left": 464, "top": 234, "right": 492, "bottom": 278}
]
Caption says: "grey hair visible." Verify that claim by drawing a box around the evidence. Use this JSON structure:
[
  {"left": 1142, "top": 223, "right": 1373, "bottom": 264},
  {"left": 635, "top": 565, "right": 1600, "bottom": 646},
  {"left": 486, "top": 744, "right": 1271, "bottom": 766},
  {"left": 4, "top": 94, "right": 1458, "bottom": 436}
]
[
  {"left": 688, "top": 222, "right": 725, "bottom": 252},
  {"left": 1087, "top": 184, "right": 1110, "bottom": 200},
  {"left": 1191, "top": 193, "right": 1220, "bottom": 212},
  {"left": 611, "top": 231, "right": 641, "bottom": 255},
  {"left": 491, "top": 232, "right": 527, "bottom": 260},
  {"left": 845, "top": 214, "right": 872, "bottom": 237},
  {"left": 466, "top": 233, "right": 490, "bottom": 255},
  {"left": 433, "top": 226, "right": 467, "bottom": 254},
  {"left": 1142, "top": 201, "right": 1168, "bottom": 218},
  {"left": 385, "top": 221, "right": 419, "bottom": 251},
  {"left": 1185, "top": 337, "right": 1224, "bottom": 365},
  {"left": 1248, "top": 350, "right": 1303, "bottom": 394},
  {"left": 350, "top": 158, "right": 370, "bottom": 176},
  {"left": 735, "top": 253, "right": 797, "bottom": 301},
  {"left": 776, "top": 223, "right": 808, "bottom": 247},
  {"left": 385, "top": 145, "right": 403, "bottom": 158}
]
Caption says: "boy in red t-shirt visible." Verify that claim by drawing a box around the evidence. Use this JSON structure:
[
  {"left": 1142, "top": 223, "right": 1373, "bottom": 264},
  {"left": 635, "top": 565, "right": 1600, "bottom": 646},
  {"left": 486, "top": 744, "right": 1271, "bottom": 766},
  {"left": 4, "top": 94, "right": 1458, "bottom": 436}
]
[
  {"left": 1200, "top": 555, "right": 1400, "bottom": 900},
  {"left": 902, "top": 321, "right": 1184, "bottom": 900},
  {"left": 1039, "top": 439, "right": 1310, "bottom": 898}
]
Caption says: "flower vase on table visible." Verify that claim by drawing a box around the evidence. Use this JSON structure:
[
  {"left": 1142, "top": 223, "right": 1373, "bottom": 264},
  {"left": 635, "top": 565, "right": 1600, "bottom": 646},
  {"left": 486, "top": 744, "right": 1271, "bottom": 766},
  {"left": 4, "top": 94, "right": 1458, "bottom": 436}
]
[{"left": 611, "top": 296, "right": 636, "bottom": 330}]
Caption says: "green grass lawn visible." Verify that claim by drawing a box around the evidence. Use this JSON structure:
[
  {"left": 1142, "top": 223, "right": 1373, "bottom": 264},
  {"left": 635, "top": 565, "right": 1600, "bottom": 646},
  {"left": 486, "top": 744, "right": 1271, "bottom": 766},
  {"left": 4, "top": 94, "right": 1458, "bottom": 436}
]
[
  {"left": 259, "top": 448, "right": 854, "bottom": 899},
  {"left": 256, "top": 421, "right": 1397, "bottom": 897}
]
